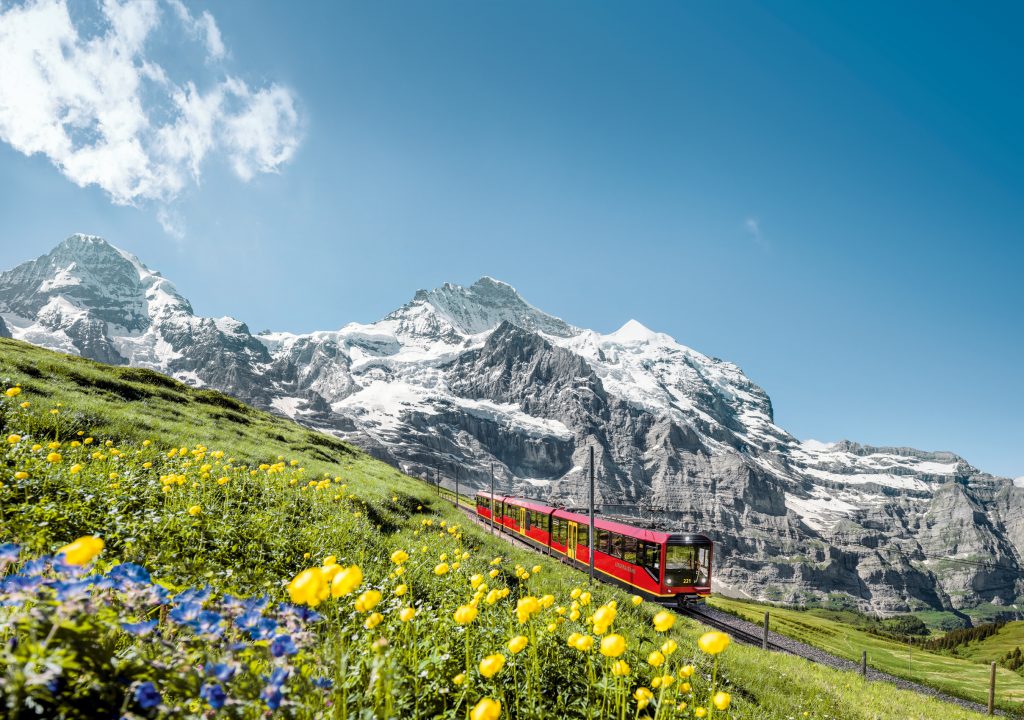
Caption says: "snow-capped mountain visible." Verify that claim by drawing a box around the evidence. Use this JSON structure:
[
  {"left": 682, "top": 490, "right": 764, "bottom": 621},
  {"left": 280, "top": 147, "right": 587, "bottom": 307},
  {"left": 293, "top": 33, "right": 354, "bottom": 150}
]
[{"left": 2, "top": 235, "right": 1021, "bottom": 615}]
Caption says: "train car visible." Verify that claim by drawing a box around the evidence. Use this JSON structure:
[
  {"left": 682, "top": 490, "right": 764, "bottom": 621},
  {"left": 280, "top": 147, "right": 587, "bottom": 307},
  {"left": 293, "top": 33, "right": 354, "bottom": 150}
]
[{"left": 473, "top": 491, "right": 712, "bottom": 604}]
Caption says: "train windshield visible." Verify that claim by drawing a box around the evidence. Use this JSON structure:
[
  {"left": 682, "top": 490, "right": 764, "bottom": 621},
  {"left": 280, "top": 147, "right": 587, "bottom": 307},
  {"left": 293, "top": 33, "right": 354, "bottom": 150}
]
[{"left": 664, "top": 543, "right": 711, "bottom": 588}]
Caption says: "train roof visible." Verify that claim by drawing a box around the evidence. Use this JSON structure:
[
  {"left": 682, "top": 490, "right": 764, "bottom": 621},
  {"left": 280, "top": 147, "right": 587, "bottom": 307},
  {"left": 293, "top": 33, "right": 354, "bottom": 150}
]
[{"left": 476, "top": 492, "right": 712, "bottom": 546}]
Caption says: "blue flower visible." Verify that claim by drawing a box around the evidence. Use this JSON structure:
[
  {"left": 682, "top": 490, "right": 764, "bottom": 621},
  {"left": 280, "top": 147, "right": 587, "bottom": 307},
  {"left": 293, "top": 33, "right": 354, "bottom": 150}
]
[
  {"left": 109, "top": 562, "right": 151, "bottom": 586},
  {"left": 207, "top": 663, "right": 236, "bottom": 682},
  {"left": 121, "top": 620, "right": 158, "bottom": 636},
  {"left": 174, "top": 586, "right": 212, "bottom": 605},
  {"left": 53, "top": 578, "right": 93, "bottom": 601},
  {"left": 312, "top": 676, "right": 333, "bottom": 690},
  {"left": 168, "top": 601, "right": 202, "bottom": 625},
  {"left": 237, "top": 610, "right": 277, "bottom": 640},
  {"left": 270, "top": 634, "right": 297, "bottom": 658},
  {"left": 195, "top": 610, "right": 224, "bottom": 637},
  {"left": 21, "top": 557, "right": 49, "bottom": 576},
  {"left": 261, "top": 686, "right": 283, "bottom": 710},
  {"left": 267, "top": 667, "right": 289, "bottom": 687},
  {"left": 0, "top": 543, "right": 19, "bottom": 563},
  {"left": 199, "top": 682, "right": 227, "bottom": 710},
  {"left": 135, "top": 681, "right": 161, "bottom": 709}
]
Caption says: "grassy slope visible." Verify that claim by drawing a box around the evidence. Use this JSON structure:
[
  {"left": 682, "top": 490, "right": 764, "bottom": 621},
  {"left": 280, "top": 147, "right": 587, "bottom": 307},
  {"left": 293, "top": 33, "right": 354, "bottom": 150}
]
[
  {"left": 958, "top": 622, "right": 1024, "bottom": 663},
  {"left": 0, "top": 337, "right": 996, "bottom": 719},
  {"left": 709, "top": 596, "right": 1024, "bottom": 711}
]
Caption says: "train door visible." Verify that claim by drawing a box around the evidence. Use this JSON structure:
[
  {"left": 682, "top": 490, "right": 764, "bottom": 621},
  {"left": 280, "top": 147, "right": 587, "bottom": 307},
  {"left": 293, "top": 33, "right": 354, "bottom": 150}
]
[
  {"left": 567, "top": 522, "right": 578, "bottom": 560},
  {"left": 518, "top": 507, "right": 526, "bottom": 535}
]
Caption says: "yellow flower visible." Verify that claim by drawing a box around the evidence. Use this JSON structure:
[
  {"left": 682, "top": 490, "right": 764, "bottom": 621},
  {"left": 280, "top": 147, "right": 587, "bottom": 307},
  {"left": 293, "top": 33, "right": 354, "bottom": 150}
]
[
  {"left": 187, "top": 505, "right": 202, "bottom": 516},
  {"left": 434, "top": 562, "right": 450, "bottom": 576},
  {"left": 19, "top": 401, "right": 30, "bottom": 409},
  {"left": 680, "top": 664, "right": 695, "bottom": 678},
  {"left": 331, "top": 565, "right": 363, "bottom": 597},
  {"left": 57, "top": 536, "right": 104, "bottom": 565},
  {"left": 694, "top": 708, "right": 707, "bottom": 718},
  {"left": 593, "top": 605, "right": 616, "bottom": 633},
  {"left": 652, "top": 610, "right": 676, "bottom": 632},
  {"left": 479, "top": 654, "right": 506, "bottom": 678},
  {"left": 390, "top": 549, "right": 409, "bottom": 565},
  {"left": 399, "top": 607, "right": 416, "bottom": 622},
  {"left": 453, "top": 672, "right": 466, "bottom": 685},
  {"left": 69, "top": 464, "right": 83, "bottom": 475},
  {"left": 470, "top": 698, "right": 501, "bottom": 720},
  {"left": 611, "top": 660, "right": 630, "bottom": 676},
  {"left": 321, "top": 564, "right": 342, "bottom": 582},
  {"left": 631, "top": 594, "right": 643, "bottom": 606},
  {"left": 508, "top": 635, "right": 528, "bottom": 654},
  {"left": 712, "top": 692, "right": 731, "bottom": 710},
  {"left": 6, "top": 434, "right": 20, "bottom": 444},
  {"left": 288, "top": 568, "right": 329, "bottom": 607},
  {"left": 14, "top": 471, "right": 28, "bottom": 480},
  {"left": 485, "top": 589, "right": 502, "bottom": 605},
  {"left": 659, "top": 674, "right": 675, "bottom": 687},
  {"left": 573, "top": 634, "right": 594, "bottom": 652},
  {"left": 364, "top": 611, "right": 384, "bottom": 629},
  {"left": 323, "top": 555, "right": 338, "bottom": 567},
  {"left": 395, "top": 583, "right": 408, "bottom": 597},
  {"left": 647, "top": 650, "right": 665, "bottom": 667},
  {"left": 488, "top": 568, "right": 500, "bottom": 578},
  {"left": 570, "top": 587, "right": 582, "bottom": 599},
  {"left": 579, "top": 591, "right": 591, "bottom": 606},
  {"left": 634, "top": 687, "right": 653, "bottom": 710},
  {"left": 5, "top": 387, "right": 21, "bottom": 397},
  {"left": 454, "top": 604, "right": 479, "bottom": 624},
  {"left": 697, "top": 631, "right": 731, "bottom": 655},
  {"left": 681, "top": 682, "right": 691, "bottom": 693},
  {"left": 355, "top": 589, "right": 382, "bottom": 612},
  {"left": 46, "top": 452, "right": 62, "bottom": 463},
  {"left": 531, "top": 564, "right": 541, "bottom": 574},
  {"left": 661, "top": 639, "right": 678, "bottom": 656},
  {"left": 470, "top": 573, "right": 484, "bottom": 589},
  {"left": 599, "top": 634, "right": 626, "bottom": 658}
]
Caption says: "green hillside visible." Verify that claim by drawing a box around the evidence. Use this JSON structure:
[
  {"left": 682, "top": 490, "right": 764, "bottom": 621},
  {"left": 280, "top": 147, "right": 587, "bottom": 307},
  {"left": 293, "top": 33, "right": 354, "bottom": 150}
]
[
  {"left": 709, "top": 595, "right": 1024, "bottom": 712},
  {"left": 0, "top": 337, "right": 995, "bottom": 719}
]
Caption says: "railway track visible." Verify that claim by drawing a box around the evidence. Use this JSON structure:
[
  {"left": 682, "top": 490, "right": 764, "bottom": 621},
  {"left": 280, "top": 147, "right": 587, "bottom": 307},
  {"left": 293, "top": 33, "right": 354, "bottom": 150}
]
[{"left": 437, "top": 488, "right": 1006, "bottom": 715}]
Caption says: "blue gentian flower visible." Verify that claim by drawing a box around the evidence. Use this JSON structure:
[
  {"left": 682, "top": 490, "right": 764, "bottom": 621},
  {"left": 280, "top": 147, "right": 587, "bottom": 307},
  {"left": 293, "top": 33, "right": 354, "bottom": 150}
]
[
  {"left": 135, "top": 681, "right": 161, "bottom": 709},
  {"left": 270, "top": 634, "right": 297, "bottom": 658},
  {"left": 261, "top": 686, "right": 283, "bottom": 710},
  {"left": 121, "top": 620, "right": 158, "bottom": 636},
  {"left": 0, "top": 543, "right": 19, "bottom": 563},
  {"left": 21, "top": 557, "right": 49, "bottom": 576},
  {"left": 109, "top": 562, "right": 151, "bottom": 585},
  {"left": 195, "top": 610, "right": 224, "bottom": 637},
  {"left": 207, "top": 663, "right": 236, "bottom": 682},
  {"left": 312, "top": 676, "right": 333, "bottom": 690},
  {"left": 168, "top": 601, "right": 202, "bottom": 625},
  {"left": 174, "top": 586, "right": 212, "bottom": 605},
  {"left": 200, "top": 682, "right": 227, "bottom": 710},
  {"left": 53, "top": 578, "right": 92, "bottom": 601},
  {"left": 268, "top": 667, "right": 289, "bottom": 687}
]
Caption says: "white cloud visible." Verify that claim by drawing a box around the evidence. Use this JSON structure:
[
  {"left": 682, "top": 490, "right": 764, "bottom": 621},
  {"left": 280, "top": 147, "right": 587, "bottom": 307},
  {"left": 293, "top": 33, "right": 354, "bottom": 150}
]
[
  {"left": 0, "top": 0, "right": 300, "bottom": 212},
  {"left": 744, "top": 217, "right": 766, "bottom": 247}
]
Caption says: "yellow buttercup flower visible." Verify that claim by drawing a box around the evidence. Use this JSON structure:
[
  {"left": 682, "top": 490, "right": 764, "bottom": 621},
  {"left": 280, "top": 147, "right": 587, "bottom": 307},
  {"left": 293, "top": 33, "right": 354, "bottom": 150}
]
[
  {"left": 488, "top": 568, "right": 500, "bottom": 578},
  {"left": 507, "top": 635, "right": 528, "bottom": 654},
  {"left": 6, "top": 434, "right": 20, "bottom": 444},
  {"left": 288, "top": 568, "right": 329, "bottom": 607},
  {"left": 579, "top": 591, "right": 591, "bottom": 606},
  {"left": 331, "top": 565, "right": 363, "bottom": 597},
  {"left": 454, "top": 604, "right": 479, "bottom": 624},
  {"left": 187, "top": 505, "right": 202, "bottom": 516},
  {"left": 453, "top": 673, "right": 466, "bottom": 686},
  {"left": 661, "top": 639, "right": 678, "bottom": 656},
  {"left": 395, "top": 583, "right": 408, "bottom": 597},
  {"left": 69, "top": 464, "right": 82, "bottom": 475},
  {"left": 399, "top": 607, "right": 416, "bottom": 622},
  {"left": 14, "top": 471, "right": 28, "bottom": 480},
  {"left": 573, "top": 634, "right": 594, "bottom": 652},
  {"left": 390, "top": 549, "right": 409, "bottom": 565},
  {"left": 631, "top": 594, "right": 643, "bottom": 606},
  {"left": 634, "top": 687, "right": 654, "bottom": 710},
  {"left": 434, "top": 562, "right": 450, "bottom": 576},
  {"left": 697, "top": 631, "right": 731, "bottom": 655},
  {"left": 599, "top": 633, "right": 626, "bottom": 658},
  {"left": 46, "top": 452, "right": 62, "bottom": 463},
  {"left": 470, "top": 573, "right": 484, "bottom": 589},
  {"left": 647, "top": 650, "right": 665, "bottom": 667},
  {"left": 470, "top": 698, "right": 501, "bottom": 720},
  {"left": 5, "top": 387, "right": 21, "bottom": 397},
  {"left": 364, "top": 612, "right": 383, "bottom": 629},
  {"left": 694, "top": 708, "right": 707, "bottom": 718},
  {"left": 323, "top": 555, "right": 338, "bottom": 567},
  {"left": 652, "top": 610, "right": 676, "bottom": 632},
  {"left": 679, "top": 664, "right": 695, "bottom": 678},
  {"left": 478, "top": 653, "right": 506, "bottom": 678},
  {"left": 354, "top": 589, "right": 382, "bottom": 612},
  {"left": 713, "top": 692, "right": 731, "bottom": 710},
  {"left": 56, "top": 536, "right": 104, "bottom": 566},
  {"left": 611, "top": 660, "right": 630, "bottom": 676},
  {"left": 570, "top": 587, "right": 581, "bottom": 599}
]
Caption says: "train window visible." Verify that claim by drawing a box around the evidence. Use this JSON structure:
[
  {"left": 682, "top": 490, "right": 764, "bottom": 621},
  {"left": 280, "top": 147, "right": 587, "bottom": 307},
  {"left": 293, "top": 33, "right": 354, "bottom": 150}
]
[
  {"left": 609, "top": 533, "right": 623, "bottom": 559},
  {"left": 636, "top": 542, "right": 659, "bottom": 575},
  {"left": 578, "top": 526, "right": 589, "bottom": 547},
  {"left": 596, "top": 529, "right": 609, "bottom": 554},
  {"left": 664, "top": 544, "right": 698, "bottom": 586},
  {"left": 523, "top": 511, "right": 530, "bottom": 530},
  {"left": 622, "top": 536, "right": 638, "bottom": 564}
]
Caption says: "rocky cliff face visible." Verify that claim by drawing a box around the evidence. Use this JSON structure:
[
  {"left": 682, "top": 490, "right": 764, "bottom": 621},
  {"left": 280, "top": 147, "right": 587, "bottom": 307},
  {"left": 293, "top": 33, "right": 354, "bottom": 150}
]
[{"left": 2, "top": 235, "right": 1020, "bottom": 614}]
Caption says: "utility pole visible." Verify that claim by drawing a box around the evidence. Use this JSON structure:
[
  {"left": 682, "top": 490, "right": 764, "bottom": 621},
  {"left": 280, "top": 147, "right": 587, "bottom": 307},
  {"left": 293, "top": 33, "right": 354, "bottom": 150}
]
[
  {"left": 588, "top": 445, "right": 596, "bottom": 584},
  {"left": 490, "top": 463, "right": 496, "bottom": 534},
  {"left": 435, "top": 467, "right": 439, "bottom": 496},
  {"left": 455, "top": 466, "right": 460, "bottom": 508}
]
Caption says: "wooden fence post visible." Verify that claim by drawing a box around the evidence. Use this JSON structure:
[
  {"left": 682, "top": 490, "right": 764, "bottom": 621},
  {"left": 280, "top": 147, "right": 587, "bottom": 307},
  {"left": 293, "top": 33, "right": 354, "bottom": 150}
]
[
  {"left": 763, "top": 612, "right": 769, "bottom": 650},
  {"left": 989, "top": 661, "right": 996, "bottom": 715},
  {"left": 861, "top": 650, "right": 867, "bottom": 677}
]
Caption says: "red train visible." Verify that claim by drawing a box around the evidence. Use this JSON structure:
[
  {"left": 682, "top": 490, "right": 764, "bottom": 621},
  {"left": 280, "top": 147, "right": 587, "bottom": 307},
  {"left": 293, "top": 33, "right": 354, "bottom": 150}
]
[{"left": 474, "top": 492, "right": 712, "bottom": 604}]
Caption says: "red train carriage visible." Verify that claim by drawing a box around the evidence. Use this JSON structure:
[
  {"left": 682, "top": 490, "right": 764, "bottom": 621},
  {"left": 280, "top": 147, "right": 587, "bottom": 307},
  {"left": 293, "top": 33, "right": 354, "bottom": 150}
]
[{"left": 475, "top": 492, "right": 712, "bottom": 604}]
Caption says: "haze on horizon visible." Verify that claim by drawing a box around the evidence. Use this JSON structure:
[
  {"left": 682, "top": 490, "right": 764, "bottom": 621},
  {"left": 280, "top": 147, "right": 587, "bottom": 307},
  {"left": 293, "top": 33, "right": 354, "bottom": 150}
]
[{"left": 0, "top": 0, "right": 1020, "bottom": 478}]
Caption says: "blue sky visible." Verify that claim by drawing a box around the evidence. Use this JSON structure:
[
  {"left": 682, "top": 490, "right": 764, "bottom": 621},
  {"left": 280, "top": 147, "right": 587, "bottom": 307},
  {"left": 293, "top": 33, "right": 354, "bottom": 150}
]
[{"left": 0, "top": 1, "right": 1021, "bottom": 477}]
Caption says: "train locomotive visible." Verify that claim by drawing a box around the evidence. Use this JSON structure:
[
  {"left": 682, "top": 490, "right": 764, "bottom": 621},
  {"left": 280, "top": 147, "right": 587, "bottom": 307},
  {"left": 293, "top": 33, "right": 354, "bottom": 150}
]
[{"left": 475, "top": 492, "right": 712, "bottom": 605}]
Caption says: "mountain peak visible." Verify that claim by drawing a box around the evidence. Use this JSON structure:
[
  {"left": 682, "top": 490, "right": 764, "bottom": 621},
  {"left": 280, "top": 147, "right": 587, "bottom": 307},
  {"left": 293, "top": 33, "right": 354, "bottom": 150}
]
[
  {"left": 607, "top": 319, "right": 660, "bottom": 344},
  {"left": 400, "top": 278, "right": 577, "bottom": 338}
]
